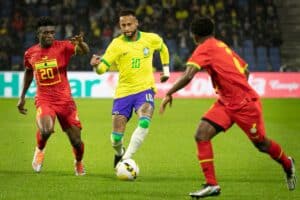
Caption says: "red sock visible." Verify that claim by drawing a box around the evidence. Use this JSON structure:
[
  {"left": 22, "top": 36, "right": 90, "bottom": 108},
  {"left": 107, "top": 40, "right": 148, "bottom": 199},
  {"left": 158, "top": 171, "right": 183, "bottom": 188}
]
[
  {"left": 196, "top": 141, "right": 217, "bottom": 185},
  {"left": 267, "top": 140, "right": 291, "bottom": 172},
  {"left": 73, "top": 142, "right": 84, "bottom": 162},
  {"left": 36, "top": 130, "right": 47, "bottom": 150}
]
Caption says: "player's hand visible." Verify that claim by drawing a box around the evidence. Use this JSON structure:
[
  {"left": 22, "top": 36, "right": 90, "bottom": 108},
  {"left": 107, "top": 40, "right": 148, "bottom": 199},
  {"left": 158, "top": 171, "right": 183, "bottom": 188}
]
[
  {"left": 90, "top": 54, "right": 101, "bottom": 67},
  {"left": 70, "top": 32, "right": 84, "bottom": 45},
  {"left": 160, "top": 73, "right": 169, "bottom": 83},
  {"left": 159, "top": 94, "right": 172, "bottom": 115},
  {"left": 17, "top": 98, "right": 27, "bottom": 115}
]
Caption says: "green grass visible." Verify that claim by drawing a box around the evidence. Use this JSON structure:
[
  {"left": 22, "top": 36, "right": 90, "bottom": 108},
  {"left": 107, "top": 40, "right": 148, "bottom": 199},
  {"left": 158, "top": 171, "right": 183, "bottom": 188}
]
[{"left": 0, "top": 98, "right": 299, "bottom": 200}]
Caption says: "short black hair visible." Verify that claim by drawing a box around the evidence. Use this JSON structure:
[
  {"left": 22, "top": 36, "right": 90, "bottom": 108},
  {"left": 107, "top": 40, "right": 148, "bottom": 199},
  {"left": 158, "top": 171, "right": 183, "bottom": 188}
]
[
  {"left": 119, "top": 9, "right": 136, "bottom": 18},
  {"left": 190, "top": 16, "right": 214, "bottom": 37},
  {"left": 37, "top": 16, "right": 56, "bottom": 29}
]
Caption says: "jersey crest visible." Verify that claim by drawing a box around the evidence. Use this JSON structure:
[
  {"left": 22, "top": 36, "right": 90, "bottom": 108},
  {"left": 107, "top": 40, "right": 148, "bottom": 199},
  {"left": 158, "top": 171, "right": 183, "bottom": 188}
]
[{"left": 143, "top": 47, "right": 150, "bottom": 57}]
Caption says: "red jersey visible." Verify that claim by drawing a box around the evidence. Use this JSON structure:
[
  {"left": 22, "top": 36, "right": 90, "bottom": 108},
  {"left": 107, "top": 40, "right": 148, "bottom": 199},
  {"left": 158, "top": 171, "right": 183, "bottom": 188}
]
[
  {"left": 24, "top": 40, "right": 75, "bottom": 104},
  {"left": 187, "top": 37, "right": 259, "bottom": 108}
]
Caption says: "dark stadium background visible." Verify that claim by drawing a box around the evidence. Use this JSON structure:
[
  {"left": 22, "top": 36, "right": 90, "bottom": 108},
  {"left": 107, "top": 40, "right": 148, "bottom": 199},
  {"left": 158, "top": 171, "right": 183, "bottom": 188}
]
[{"left": 1, "top": 0, "right": 299, "bottom": 72}]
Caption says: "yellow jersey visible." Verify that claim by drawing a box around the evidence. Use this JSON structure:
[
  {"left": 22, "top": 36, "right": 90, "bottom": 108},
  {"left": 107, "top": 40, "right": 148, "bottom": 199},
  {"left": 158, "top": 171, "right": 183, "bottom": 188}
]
[{"left": 101, "top": 31, "right": 169, "bottom": 98}]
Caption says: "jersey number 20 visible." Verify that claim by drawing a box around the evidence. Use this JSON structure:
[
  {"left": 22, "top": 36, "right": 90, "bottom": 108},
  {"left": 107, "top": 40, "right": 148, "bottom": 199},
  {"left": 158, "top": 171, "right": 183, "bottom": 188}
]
[{"left": 40, "top": 68, "right": 54, "bottom": 80}]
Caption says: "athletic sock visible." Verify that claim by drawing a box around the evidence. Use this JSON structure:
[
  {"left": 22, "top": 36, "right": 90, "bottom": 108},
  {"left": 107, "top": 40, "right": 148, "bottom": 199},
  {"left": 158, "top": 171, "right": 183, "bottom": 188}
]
[
  {"left": 73, "top": 142, "right": 84, "bottom": 162},
  {"left": 111, "top": 132, "right": 124, "bottom": 156},
  {"left": 267, "top": 140, "right": 291, "bottom": 172},
  {"left": 122, "top": 127, "right": 148, "bottom": 160},
  {"left": 36, "top": 130, "right": 47, "bottom": 150},
  {"left": 112, "top": 141, "right": 124, "bottom": 156},
  {"left": 196, "top": 140, "right": 218, "bottom": 185}
]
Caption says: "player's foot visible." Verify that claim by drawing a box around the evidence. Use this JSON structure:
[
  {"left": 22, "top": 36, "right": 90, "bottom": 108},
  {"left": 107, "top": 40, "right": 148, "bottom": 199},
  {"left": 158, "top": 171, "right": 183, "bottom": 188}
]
[
  {"left": 189, "top": 184, "right": 221, "bottom": 198},
  {"left": 114, "top": 147, "right": 125, "bottom": 168},
  {"left": 32, "top": 147, "right": 45, "bottom": 172},
  {"left": 286, "top": 157, "right": 296, "bottom": 190},
  {"left": 74, "top": 160, "right": 85, "bottom": 176}
]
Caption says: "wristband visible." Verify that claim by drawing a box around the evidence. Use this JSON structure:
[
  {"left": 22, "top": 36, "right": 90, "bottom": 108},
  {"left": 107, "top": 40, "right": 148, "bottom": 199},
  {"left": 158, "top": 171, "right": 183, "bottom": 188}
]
[{"left": 163, "top": 65, "right": 170, "bottom": 76}]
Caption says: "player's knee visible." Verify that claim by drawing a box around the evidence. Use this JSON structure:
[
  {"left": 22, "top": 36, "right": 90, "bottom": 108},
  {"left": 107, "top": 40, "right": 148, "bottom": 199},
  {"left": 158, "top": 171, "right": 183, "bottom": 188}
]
[
  {"left": 71, "top": 139, "right": 82, "bottom": 148},
  {"left": 111, "top": 132, "right": 124, "bottom": 144},
  {"left": 195, "top": 133, "right": 207, "bottom": 141},
  {"left": 70, "top": 137, "right": 82, "bottom": 147},
  {"left": 253, "top": 141, "right": 269, "bottom": 153},
  {"left": 252, "top": 136, "right": 270, "bottom": 152},
  {"left": 40, "top": 128, "right": 53, "bottom": 138},
  {"left": 194, "top": 130, "right": 210, "bottom": 141},
  {"left": 138, "top": 117, "right": 151, "bottom": 128},
  {"left": 195, "top": 121, "right": 217, "bottom": 141}
]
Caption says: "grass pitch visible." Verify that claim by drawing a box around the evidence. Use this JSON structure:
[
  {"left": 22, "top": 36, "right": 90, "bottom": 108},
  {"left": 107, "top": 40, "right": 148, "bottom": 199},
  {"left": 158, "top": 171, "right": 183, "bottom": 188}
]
[{"left": 0, "top": 98, "right": 299, "bottom": 200}]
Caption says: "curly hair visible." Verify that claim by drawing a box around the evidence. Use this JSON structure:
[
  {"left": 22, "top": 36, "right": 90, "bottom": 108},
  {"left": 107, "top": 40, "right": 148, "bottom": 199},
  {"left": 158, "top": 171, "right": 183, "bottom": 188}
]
[
  {"left": 190, "top": 16, "right": 214, "bottom": 37},
  {"left": 36, "top": 16, "right": 56, "bottom": 29}
]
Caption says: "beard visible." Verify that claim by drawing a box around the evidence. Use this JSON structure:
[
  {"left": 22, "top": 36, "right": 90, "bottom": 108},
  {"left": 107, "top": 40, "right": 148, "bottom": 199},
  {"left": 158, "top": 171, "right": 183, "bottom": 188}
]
[
  {"left": 124, "top": 29, "right": 137, "bottom": 39},
  {"left": 41, "top": 38, "right": 54, "bottom": 48}
]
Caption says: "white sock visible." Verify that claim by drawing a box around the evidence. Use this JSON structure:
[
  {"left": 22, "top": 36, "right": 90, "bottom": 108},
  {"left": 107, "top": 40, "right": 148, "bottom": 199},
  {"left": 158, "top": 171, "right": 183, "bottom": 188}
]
[
  {"left": 122, "top": 127, "right": 149, "bottom": 160},
  {"left": 111, "top": 136, "right": 124, "bottom": 156}
]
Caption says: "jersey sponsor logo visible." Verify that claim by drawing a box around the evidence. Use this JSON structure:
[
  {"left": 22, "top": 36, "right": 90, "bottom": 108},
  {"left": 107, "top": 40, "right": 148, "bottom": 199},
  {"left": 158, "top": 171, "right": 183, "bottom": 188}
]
[{"left": 143, "top": 47, "right": 150, "bottom": 57}]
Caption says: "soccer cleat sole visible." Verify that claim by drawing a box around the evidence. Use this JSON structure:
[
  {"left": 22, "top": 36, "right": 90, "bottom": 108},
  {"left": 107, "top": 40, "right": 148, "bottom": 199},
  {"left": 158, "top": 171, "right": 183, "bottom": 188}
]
[
  {"left": 189, "top": 185, "right": 221, "bottom": 199},
  {"left": 190, "top": 191, "right": 221, "bottom": 199},
  {"left": 286, "top": 157, "right": 296, "bottom": 191},
  {"left": 32, "top": 164, "right": 42, "bottom": 173}
]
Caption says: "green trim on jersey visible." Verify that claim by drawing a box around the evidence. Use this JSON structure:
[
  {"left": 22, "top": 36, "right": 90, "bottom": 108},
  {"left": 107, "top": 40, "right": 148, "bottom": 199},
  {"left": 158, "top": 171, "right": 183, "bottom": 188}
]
[
  {"left": 124, "top": 31, "right": 141, "bottom": 42},
  {"left": 100, "top": 58, "right": 111, "bottom": 68}
]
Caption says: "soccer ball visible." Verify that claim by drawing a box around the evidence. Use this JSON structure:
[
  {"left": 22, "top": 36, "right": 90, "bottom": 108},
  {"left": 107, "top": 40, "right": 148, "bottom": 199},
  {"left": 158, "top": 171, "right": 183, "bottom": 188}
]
[{"left": 115, "top": 159, "right": 139, "bottom": 181}]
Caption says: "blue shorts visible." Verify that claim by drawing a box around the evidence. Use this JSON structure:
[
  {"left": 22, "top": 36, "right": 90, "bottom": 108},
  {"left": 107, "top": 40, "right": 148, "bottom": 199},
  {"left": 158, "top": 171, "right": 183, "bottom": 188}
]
[{"left": 112, "top": 89, "right": 155, "bottom": 120}]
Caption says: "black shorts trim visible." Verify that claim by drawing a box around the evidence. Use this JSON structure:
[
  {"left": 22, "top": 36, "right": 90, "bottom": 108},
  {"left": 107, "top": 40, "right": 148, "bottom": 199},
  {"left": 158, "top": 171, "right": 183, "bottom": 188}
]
[{"left": 202, "top": 117, "right": 224, "bottom": 133}]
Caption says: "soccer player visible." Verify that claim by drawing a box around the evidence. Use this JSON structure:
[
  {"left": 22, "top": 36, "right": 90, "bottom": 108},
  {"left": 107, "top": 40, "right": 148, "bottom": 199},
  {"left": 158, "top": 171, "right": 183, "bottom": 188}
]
[
  {"left": 17, "top": 17, "right": 89, "bottom": 176},
  {"left": 159, "top": 17, "right": 296, "bottom": 198},
  {"left": 90, "top": 9, "right": 170, "bottom": 168}
]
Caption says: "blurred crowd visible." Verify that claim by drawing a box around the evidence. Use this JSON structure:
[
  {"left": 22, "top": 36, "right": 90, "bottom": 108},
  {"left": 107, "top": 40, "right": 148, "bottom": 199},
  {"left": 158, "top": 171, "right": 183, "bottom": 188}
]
[{"left": 0, "top": 0, "right": 282, "bottom": 71}]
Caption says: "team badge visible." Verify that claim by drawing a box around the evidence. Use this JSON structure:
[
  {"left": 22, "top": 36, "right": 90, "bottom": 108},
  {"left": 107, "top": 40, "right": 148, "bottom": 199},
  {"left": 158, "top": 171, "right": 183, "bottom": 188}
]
[
  {"left": 143, "top": 47, "right": 150, "bottom": 57},
  {"left": 250, "top": 123, "right": 257, "bottom": 134}
]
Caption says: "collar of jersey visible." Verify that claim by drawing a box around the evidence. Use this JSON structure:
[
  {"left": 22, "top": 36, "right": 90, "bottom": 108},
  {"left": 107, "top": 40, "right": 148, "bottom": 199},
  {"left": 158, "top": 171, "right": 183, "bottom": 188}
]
[{"left": 124, "top": 31, "right": 141, "bottom": 42}]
